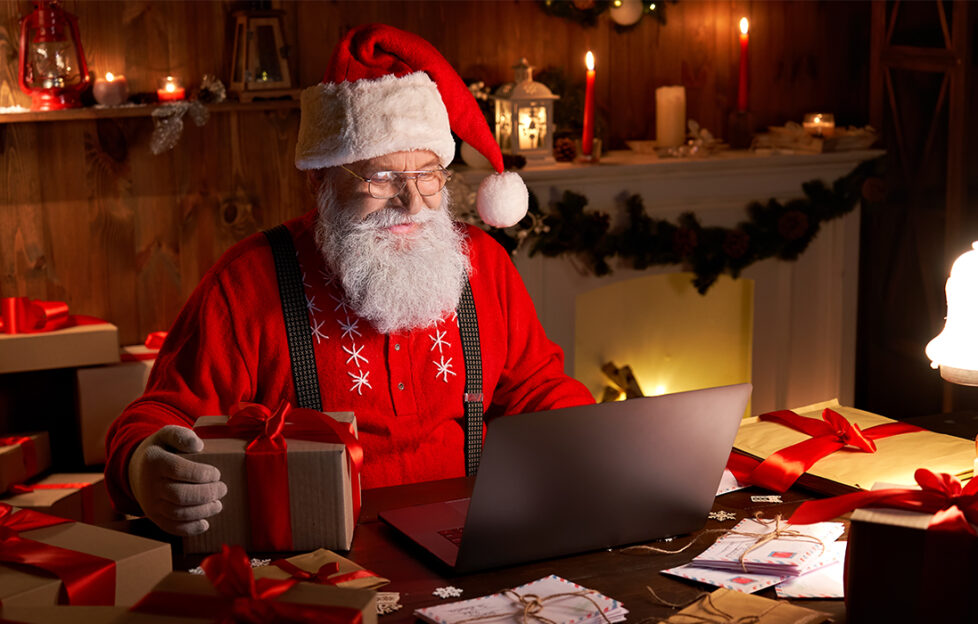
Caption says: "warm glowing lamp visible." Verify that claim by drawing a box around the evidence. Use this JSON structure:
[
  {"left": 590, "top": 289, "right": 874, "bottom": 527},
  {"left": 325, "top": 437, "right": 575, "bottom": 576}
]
[
  {"left": 17, "top": 0, "right": 91, "bottom": 111},
  {"left": 926, "top": 241, "right": 978, "bottom": 386},
  {"left": 493, "top": 58, "right": 559, "bottom": 163}
]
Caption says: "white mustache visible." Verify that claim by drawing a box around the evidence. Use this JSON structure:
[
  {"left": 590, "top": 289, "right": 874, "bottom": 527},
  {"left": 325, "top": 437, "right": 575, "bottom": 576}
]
[{"left": 358, "top": 206, "right": 435, "bottom": 230}]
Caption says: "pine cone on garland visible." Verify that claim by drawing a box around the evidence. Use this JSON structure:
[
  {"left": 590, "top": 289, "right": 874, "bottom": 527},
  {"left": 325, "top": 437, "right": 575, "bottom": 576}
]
[{"left": 553, "top": 137, "right": 577, "bottom": 162}]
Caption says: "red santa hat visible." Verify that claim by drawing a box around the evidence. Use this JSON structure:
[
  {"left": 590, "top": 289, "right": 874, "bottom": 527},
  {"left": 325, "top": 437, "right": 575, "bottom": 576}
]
[{"left": 295, "top": 23, "right": 528, "bottom": 229}]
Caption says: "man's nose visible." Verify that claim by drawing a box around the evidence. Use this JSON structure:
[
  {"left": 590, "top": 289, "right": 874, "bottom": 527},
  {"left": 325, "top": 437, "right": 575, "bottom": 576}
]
[{"left": 394, "top": 178, "right": 427, "bottom": 214}]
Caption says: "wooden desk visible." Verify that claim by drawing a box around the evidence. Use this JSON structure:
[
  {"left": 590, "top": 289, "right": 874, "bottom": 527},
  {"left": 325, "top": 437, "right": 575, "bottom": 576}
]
[{"left": 346, "top": 478, "right": 847, "bottom": 622}]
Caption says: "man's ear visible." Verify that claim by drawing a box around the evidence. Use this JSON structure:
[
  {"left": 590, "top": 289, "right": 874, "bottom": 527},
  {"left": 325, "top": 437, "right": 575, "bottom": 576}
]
[{"left": 306, "top": 169, "right": 328, "bottom": 196}]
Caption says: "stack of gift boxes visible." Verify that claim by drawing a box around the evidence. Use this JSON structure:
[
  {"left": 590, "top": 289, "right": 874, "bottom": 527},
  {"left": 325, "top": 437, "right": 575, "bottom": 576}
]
[{"left": 2, "top": 296, "right": 374, "bottom": 622}]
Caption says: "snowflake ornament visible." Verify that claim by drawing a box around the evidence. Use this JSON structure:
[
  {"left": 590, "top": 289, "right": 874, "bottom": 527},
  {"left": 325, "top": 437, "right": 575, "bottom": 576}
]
[
  {"left": 339, "top": 316, "right": 362, "bottom": 340},
  {"left": 433, "top": 586, "right": 464, "bottom": 599},
  {"left": 434, "top": 355, "right": 457, "bottom": 382},
  {"left": 305, "top": 294, "right": 321, "bottom": 314},
  {"left": 348, "top": 369, "right": 372, "bottom": 395},
  {"left": 376, "top": 592, "right": 402, "bottom": 615},
  {"left": 343, "top": 343, "right": 369, "bottom": 367},
  {"left": 310, "top": 319, "right": 329, "bottom": 344},
  {"left": 331, "top": 293, "right": 351, "bottom": 314},
  {"left": 429, "top": 328, "right": 451, "bottom": 353},
  {"left": 708, "top": 511, "right": 737, "bottom": 522}
]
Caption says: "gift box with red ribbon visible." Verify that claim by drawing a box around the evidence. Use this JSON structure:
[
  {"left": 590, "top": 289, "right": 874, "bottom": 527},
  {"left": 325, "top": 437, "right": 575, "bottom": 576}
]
[
  {"left": 253, "top": 548, "right": 389, "bottom": 591},
  {"left": 729, "top": 399, "right": 975, "bottom": 495},
  {"left": 125, "top": 544, "right": 375, "bottom": 623},
  {"left": 75, "top": 333, "right": 166, "bottom": 466},
  {"left": 182, "top": 401, "right": 363, "bottom": 554},
  {"left": 790, "top": 469, "right": 978, "bottom": 622},
  {"left": 0, "top": 503, "right": 171, "bottom": 607},
  {"left": 0, "top": 433, "right": 51, "bottom": 494},
  {"left": 1, "top": 474, "right": 115, "bottom": 525},
  {"left": 0, "top": 297, "right": 119, "bottom": 374},
  {"left": 0, "top": 606, "right": 127, "bottom": 623}
]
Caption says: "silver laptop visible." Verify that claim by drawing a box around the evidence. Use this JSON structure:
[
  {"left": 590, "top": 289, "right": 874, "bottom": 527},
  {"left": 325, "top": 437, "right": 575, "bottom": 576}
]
[{"left": 380, "top": 383, "right": 751, "bottom": 573}]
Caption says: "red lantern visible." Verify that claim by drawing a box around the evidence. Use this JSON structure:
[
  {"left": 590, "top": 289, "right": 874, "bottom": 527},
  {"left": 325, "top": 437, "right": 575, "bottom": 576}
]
[{"left": 18, "top": 0, "right": 91, "bottom": 111}]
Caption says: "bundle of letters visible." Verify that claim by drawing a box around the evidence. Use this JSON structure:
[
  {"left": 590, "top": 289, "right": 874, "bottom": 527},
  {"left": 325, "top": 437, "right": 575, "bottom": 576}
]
[{"left": 662, "top": 517, "right": 847, "bottom": 598}]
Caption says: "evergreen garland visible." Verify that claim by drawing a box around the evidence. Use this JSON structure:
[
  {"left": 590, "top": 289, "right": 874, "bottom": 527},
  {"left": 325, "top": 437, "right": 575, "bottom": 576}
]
[{"left": 488, "top": 156, "right": 886, "bottom": 294}]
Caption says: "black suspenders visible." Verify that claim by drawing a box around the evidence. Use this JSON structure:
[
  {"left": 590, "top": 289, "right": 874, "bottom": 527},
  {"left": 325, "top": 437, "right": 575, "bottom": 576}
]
[{"left": 263, "top": 225, "right": 485, "bottom": 474}]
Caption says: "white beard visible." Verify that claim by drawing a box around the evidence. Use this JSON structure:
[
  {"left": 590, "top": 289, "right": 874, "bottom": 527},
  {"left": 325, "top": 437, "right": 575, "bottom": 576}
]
[{"left": 314, "top": 179, "right": 471, "bottom": 334}]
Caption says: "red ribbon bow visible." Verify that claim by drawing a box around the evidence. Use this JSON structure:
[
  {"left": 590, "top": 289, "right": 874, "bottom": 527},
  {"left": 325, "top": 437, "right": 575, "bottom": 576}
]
[
  {"left": 0, "top": 503, "right": 116, "bottom": 605},
  {"left": 0, "top": 297, "right": 105, "bottom": 335},
  {"left": 790, "top": 468, "right": 978, "bottom": 534},
  {"left": 194, "top": 401, "right": 364, "bottom": 552},
  {"left": 734, "top": 408, "right": 924, "bottom": 492},
  {"left": 131, "top": 545, "right": 364, "bottom": 623},
  {"left": 270, "top": 559, "right": 378, "bottom": 586},
  {"left": 0, "top": 436, "right": 38, "bottom": 485}
]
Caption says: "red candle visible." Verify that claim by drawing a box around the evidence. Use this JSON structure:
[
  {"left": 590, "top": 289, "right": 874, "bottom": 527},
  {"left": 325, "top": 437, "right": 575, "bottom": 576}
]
[
  {"left": 582, "top": 51, "right": 596, "bottom": 156},
  {"left": 737, "top": 18, "right": 749, "bottom": 112},
  {"left": 157, "top": 76, "right": 186, "bottom": 102}
]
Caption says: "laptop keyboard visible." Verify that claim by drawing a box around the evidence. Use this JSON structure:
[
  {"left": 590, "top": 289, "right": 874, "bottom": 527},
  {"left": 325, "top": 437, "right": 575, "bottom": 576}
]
[{"left": 438, "top": 527, "right": 464, "bottom": 546}]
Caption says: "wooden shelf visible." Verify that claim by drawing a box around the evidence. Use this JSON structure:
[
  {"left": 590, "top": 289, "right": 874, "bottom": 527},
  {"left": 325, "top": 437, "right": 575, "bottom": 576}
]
[{"left": 0, "top": 99, "right": 299, "bottom": 124}]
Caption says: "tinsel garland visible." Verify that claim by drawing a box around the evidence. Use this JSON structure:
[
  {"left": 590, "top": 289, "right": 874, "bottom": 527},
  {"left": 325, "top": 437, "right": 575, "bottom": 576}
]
[{"left": 487, "top": 156, "right": 885, "bottom": 294}]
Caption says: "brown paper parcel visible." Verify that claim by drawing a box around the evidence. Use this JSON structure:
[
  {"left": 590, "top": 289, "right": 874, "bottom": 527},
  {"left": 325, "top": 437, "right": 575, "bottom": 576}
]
[
  {"left": 845, "top": 483, "right": 978, "bottom": 622},
  {"left": 253, "top": 548, "right": 390, "bottom": 590},
  {"left": 665, "top": 588, "right": 831, "bottom": 624},
  {"left": 0, "top": 507, "right": 172, "bottom": 607},
  {"left": 182, "top": 412, "right": 358, "bottom": 554},
  {"left": 76, "top": 357, "right": 154, "bottom": 466},
  {"left": 0, "top": 606, "right": 128, "bottom": 623},
  {"left": 0, "top": 432, "right": 51, "bottom": 493},
  {"left": 1, "top": 473, "right": 116, "bottom": 524},
  {"left": 119, "top": 571, "right": 377, "bottom": 624},
  {"left": 733, "top": 399, "right": 974, "bottom": 494},
  {"left": 0, "top": 323, "right": 119, "bottom": 374}
]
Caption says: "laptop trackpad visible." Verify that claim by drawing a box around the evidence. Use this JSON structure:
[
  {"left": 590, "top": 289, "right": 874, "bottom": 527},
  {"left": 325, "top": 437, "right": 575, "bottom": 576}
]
[{"left": 381, "top": 498, "right": 471, "bottom": 567}]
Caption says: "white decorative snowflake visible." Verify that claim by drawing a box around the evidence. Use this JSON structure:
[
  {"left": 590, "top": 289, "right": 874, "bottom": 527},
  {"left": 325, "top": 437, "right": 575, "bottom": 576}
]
[
  {"left": 436, "top": 312, "right": 458, "bottom": 325},
  {"left": 339, "top": 316, "right": 362, "bottom": 340},
  {"left": 331, "top": 293, "right": 351, "bottom": 314},
  {"left": 301, "top": 271, "right": 311, "bottom": 289},
  {"left": 319, "top": 269, "right": 335, "bottom": 287},
  {"left": 434, "top": 355, "right": 456, "bottom": 382},
  {"left": 348, "top": 369, "right": 371, "bottom": 395},
  {"left": 305, "top": 294, "right": 321, "bottom": 314},
  {"left": 429, "top": 328, "right": 451, "bottom": 353},
  {"left": 310, "top": 318, "right": 329, "bottom": 344},
  {"left": 343, "top": 343, "right": 369, "bottom": 367},
  {"left": 708, "top": 511, "right": 737, "bottom": 522},
  {"left": 433, "top": 586, "right": 463, "bottom": 599}
]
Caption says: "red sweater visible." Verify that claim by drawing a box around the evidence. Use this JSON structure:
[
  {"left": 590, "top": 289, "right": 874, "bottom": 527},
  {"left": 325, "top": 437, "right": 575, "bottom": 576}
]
[{"left": 105, "top": 210, "right": 594, "bottom": 514}]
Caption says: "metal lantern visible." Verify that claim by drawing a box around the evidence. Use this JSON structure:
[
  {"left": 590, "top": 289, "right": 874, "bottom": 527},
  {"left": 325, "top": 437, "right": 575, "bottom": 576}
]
[
  {"left": 17, "top": 0, "right": 90, "bottom": 111},
  {"left": 494, "top": 58, "right": 559, "bottom": 163}
]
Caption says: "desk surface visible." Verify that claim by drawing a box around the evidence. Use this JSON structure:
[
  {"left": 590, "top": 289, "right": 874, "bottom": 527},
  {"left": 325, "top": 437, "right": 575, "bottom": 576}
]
[{"left": 346, "top": 478, "right": 846, "bottom": 623}]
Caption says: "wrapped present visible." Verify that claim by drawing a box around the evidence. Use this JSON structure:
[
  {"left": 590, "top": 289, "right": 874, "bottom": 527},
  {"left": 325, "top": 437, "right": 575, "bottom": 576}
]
[
  {"left": 0, "top": 298, "right": 118, "bottom": 374},
  {"left": 182, "top": 401, "right": 363, "bottom": 554},
  {"left": 254, "top": 548, "right": 389, "bottom": 590},
  {"left": 0, "top": 432, "right": 51, "bottom": 493},
  {"left": 1, "top": 474, "right": 115, "bottom": 524},
  {"left": 0, "top": 606, "right": 127, "bottom": 623},
  {"left": 659, "top": 588, "right": 831, "bottom": 623},
  {"left": 124, "top": 544, "right": 376, "bottom": 623},
  {"left": 75, "top": 337, "right": 162, "bottom": 466},
  {"left": 0, "top": 503, "right": 171, "bottom": 606},
  {"left": 730, "top": 399, "right": 974, "bottom": 495},
  {"left": 790, "top": 469, "right": 978, "bottom": 622}
]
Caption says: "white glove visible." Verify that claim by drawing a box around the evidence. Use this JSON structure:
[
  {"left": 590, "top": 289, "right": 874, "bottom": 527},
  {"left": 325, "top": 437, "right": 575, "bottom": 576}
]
[{"left": 128, "top": 425, "right": 227, "bottom": 536}]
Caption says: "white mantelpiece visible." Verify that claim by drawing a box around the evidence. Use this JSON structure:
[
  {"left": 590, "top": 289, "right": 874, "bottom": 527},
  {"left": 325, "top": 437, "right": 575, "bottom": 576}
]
[{"left": 458, "top": 149, "right": 884, "bottom": 416}]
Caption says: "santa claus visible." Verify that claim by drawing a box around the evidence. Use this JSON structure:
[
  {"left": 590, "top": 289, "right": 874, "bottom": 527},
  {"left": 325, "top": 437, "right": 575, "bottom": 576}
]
[{"left": 106, "top": 23, "right": 594, "bottom": 536}]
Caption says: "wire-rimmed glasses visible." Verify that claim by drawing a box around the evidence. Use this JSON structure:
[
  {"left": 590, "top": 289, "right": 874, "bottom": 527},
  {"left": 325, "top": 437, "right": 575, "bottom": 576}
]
[{"left": 341, "top": 165, "right": 453, "bottom": 199}]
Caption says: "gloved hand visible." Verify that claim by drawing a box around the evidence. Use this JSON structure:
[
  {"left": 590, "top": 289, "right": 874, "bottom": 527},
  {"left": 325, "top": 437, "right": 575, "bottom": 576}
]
[{"left": 128, "top": 425, "right": 227, "bottom": 536}]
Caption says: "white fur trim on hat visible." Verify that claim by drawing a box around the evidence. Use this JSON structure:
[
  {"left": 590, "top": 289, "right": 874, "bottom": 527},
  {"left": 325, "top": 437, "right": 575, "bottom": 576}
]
[
  {"left": 295, "top": 72, "right": 456, "bottom": 170},
  {"left": 477, "top": 171, "right": 528, "bottom": 228}
]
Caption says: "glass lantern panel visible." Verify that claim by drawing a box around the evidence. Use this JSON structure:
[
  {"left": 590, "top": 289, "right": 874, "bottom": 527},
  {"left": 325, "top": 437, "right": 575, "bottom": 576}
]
[
  {"left": 495, "top": 99, "right": 514, "bottom": 154},
  {"left": 516, "top": 103, "right": 548, "bottom": 151},
  {"left": 251, "top": 24, "right": 284, "bottom": 83},
  {"left": 29, "top": 37, "right": 81, "bottom": 88}
]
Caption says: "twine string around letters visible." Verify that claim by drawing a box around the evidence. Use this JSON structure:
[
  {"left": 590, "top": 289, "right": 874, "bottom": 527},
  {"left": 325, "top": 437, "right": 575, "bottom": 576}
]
[
  {"left": 621, "top": 513, "right": 825, "bottom": 572},
  {"left": 454, "top": 589, "right": 613, "bottom": 624}
]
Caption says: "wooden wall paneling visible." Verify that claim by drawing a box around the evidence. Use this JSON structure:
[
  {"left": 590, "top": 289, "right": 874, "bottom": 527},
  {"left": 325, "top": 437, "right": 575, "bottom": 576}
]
[
  {"left": 680, "top": 0, "right": 721, "bottom": 141},
  {"left": 0, "top": 123, "right": 45, "bottom": 298},
  {"left": 0, "top": 2, "right": 29, "bottom": 109}
]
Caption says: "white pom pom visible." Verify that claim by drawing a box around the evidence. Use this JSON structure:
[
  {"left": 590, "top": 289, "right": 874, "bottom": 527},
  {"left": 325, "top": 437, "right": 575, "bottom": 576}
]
[{"left": 477, "top": 171, "right": 528, "bottom": 228}]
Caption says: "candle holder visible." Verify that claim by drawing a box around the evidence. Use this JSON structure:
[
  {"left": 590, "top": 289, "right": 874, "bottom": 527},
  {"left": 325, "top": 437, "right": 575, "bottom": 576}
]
[
  {"left": 576, "top": 138, "right": 602, "bottom": 163},
  {"left": 93, "top": 71, "right": 128, "bottom": 106},
  {"left": 727, "top": 110, "right": 755, "bottom": 150},
  {"left": 157, "top": 75, "right": 186, "bottom": 102},
  {"left": 802, "top": 113, "right": 835, "bottom": 137},
  {"left": 493, "top": 58, "right": 559, "bottom": 164}
]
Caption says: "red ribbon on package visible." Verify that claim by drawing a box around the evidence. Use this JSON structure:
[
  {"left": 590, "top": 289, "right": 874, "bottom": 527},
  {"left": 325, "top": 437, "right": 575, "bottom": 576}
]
[
  {"left": 0, "top": 297, "right": 103, "bottom": 335},
  {"left": 120, "top": 332, "right": 168, "bottom": 362},
  {"left": 789, "top": 468, "right": 978, "bottom": 534},
  {"left": 9, "top": 481, "right": 97, "bottom": 524},
  {"left": 729, "top": 408, "right": 924, "bottom": 492},
  {"left": 0, "top": 436, "right": 38, "bottom": 481},
  {"left": 194, "top": 401, "right": 364, "bottom": 552},
  {"left": 270, "top": 559, "right": 378, "bottom": 586},
  {"left": 130, "top": 545, "right": 364, "bottom": 623},
  {"left": 0, "top": 503, "right": 116, "bottom": 605}
]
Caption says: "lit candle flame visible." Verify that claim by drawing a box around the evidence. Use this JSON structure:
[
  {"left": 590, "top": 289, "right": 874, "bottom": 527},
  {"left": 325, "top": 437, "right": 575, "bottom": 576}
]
[
  {"left": 105, "top": 72, "right": 115, "bottom": 82},
  {"left": 585, "top": 51, "right": 595, "bottom": 71},
  {"left": 740, "top": 17, "right": 749, "bottom": 35}
]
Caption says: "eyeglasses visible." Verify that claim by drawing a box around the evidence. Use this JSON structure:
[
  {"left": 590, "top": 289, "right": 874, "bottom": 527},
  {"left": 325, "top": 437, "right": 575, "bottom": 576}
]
[{"left": 341, "top": 165, "right": 453, "bottom": 200}]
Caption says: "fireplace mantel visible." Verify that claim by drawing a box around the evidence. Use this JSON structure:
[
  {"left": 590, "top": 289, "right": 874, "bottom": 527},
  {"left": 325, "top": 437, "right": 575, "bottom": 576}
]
[{"left": 458, "top": 149, "right": 884, "bottom": 415}]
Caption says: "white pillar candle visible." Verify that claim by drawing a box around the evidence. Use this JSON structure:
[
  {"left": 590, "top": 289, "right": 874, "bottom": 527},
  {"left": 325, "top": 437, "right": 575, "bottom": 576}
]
[{"left": 656, "top": 86, "right": 686, "bottom": 148}]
